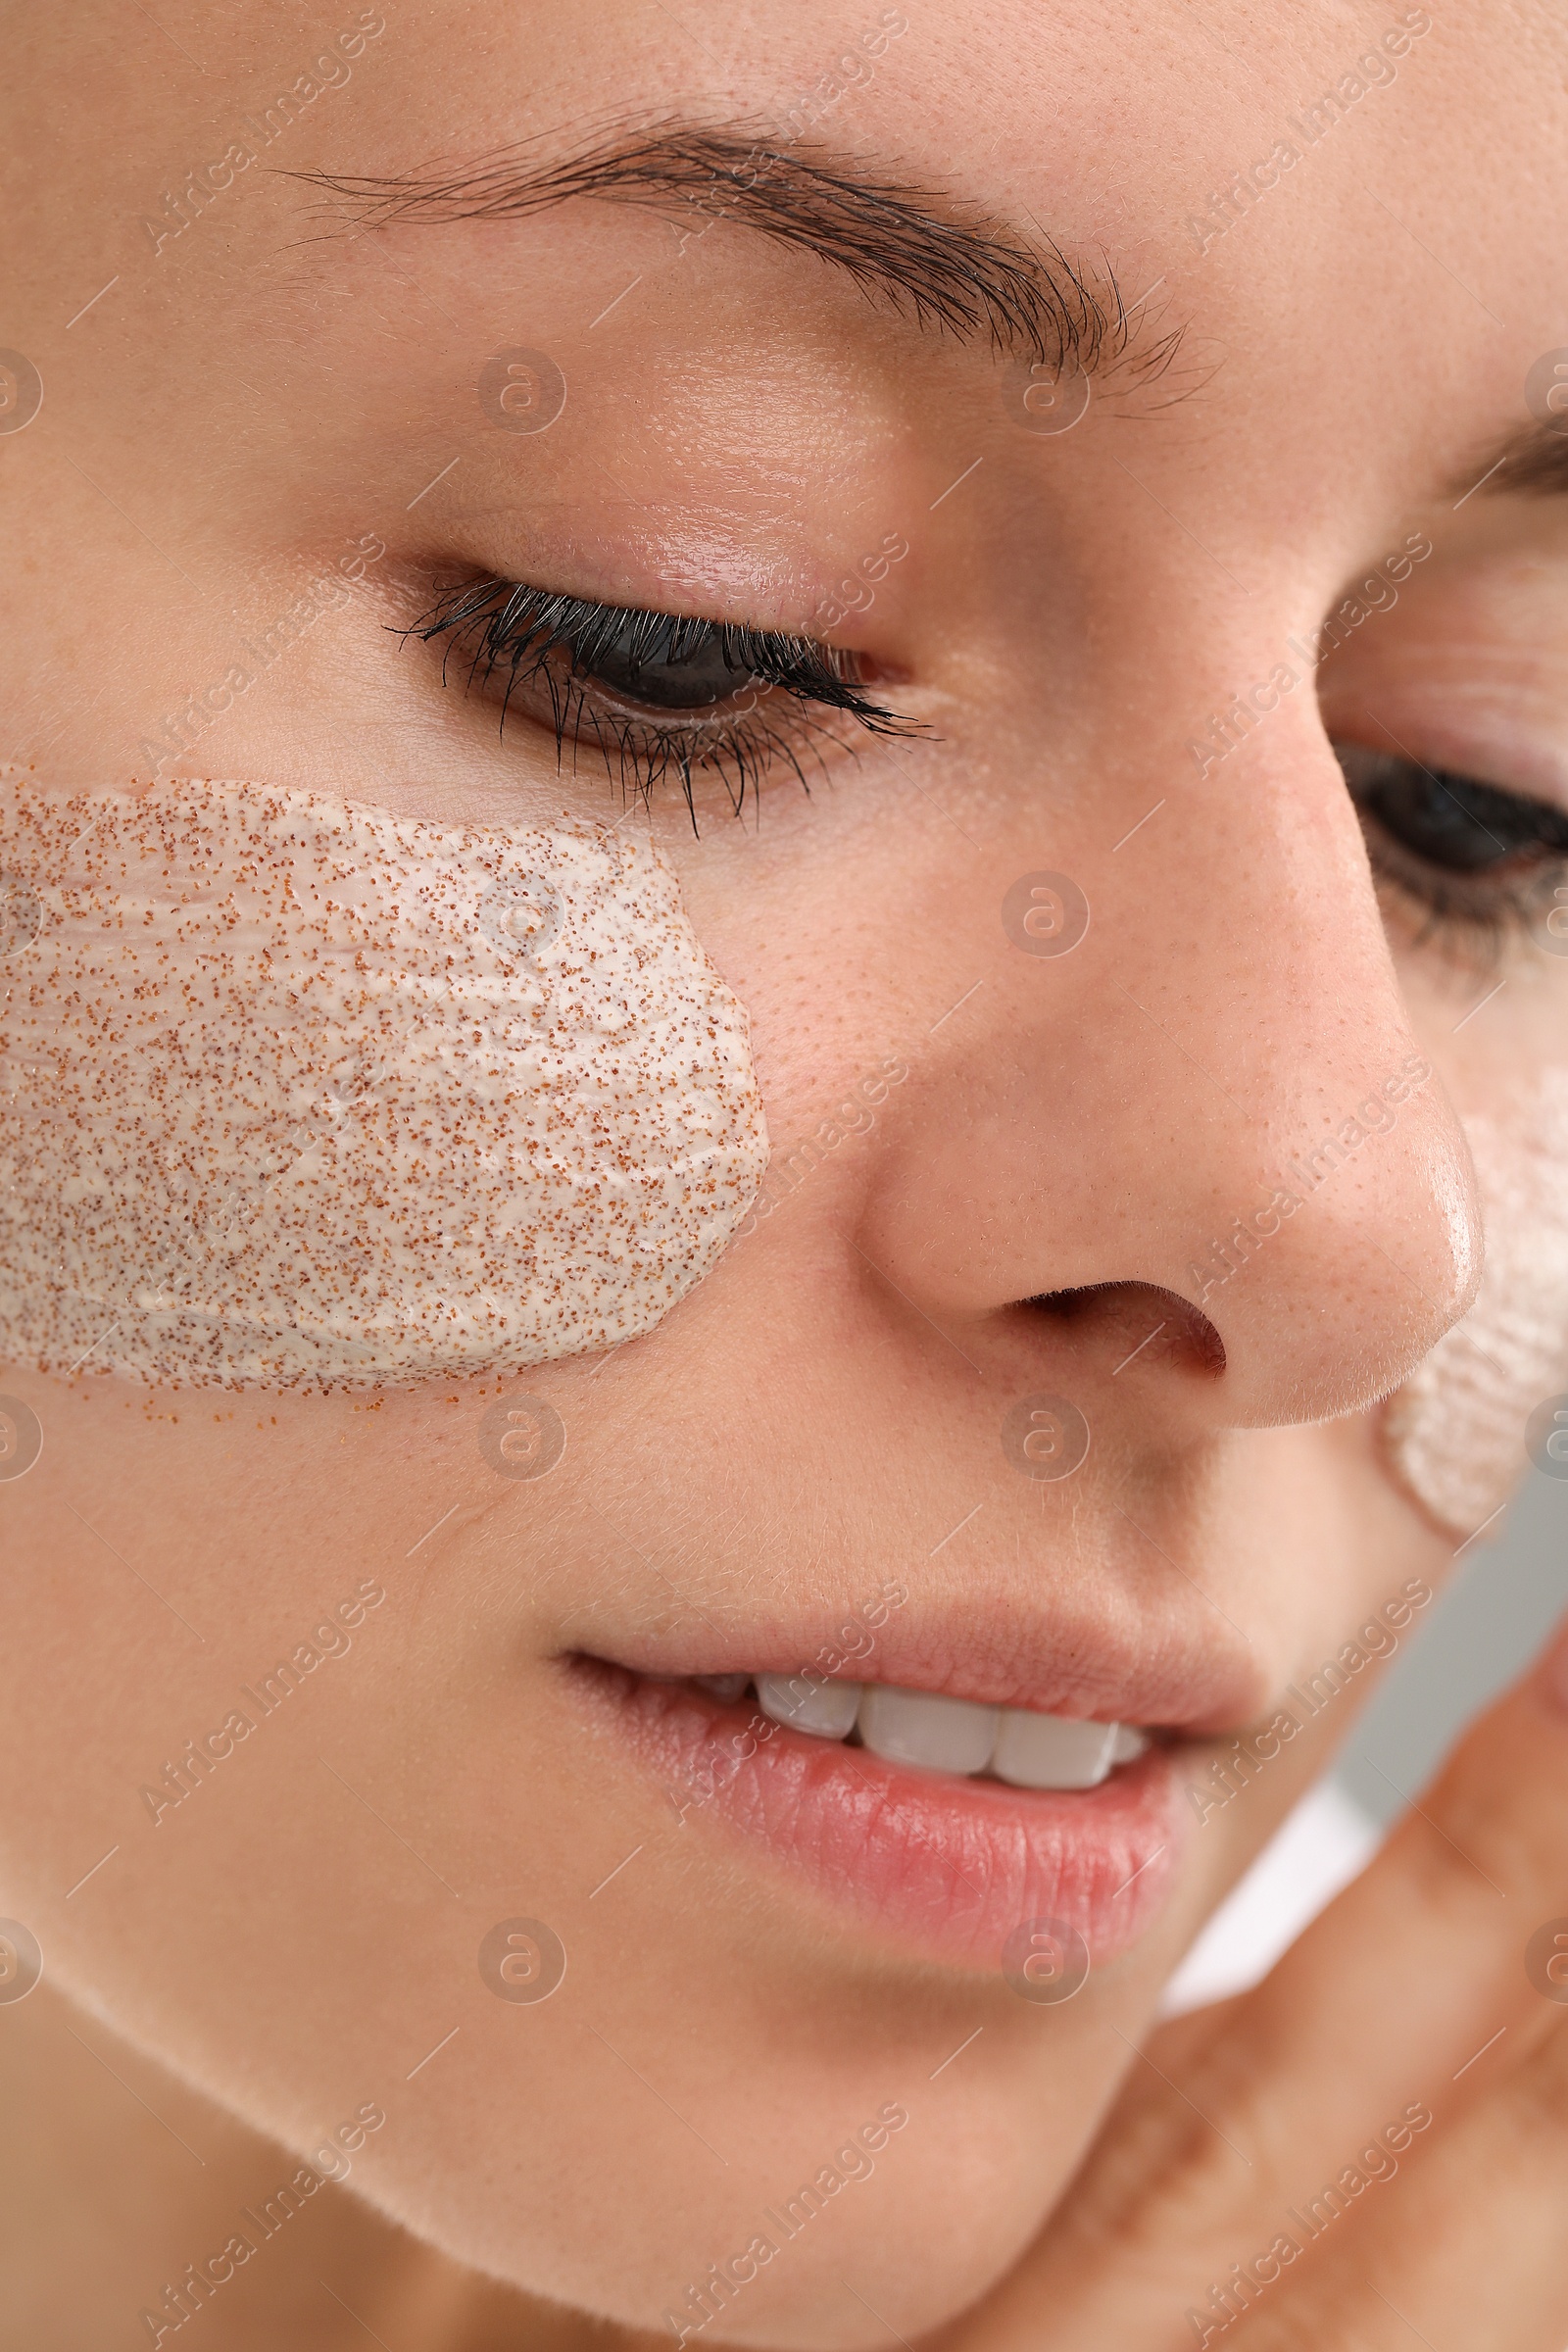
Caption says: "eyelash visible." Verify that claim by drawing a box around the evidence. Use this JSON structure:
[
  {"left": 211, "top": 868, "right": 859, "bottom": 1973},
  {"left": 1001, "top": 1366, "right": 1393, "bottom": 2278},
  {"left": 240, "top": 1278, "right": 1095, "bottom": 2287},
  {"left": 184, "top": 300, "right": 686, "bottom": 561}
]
[
  {"left": 404, "top": 576, "right": 919, "bottom": 821},
  {"left": 1365, "top": 839, "right": 1559, "bottom": 965}
]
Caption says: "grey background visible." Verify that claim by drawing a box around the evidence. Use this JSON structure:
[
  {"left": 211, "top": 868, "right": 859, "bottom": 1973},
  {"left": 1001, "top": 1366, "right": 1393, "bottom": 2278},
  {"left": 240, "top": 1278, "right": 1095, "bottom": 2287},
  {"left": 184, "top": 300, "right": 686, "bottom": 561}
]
[{"left": 1333, "top": 1462, "right": 1568, "bottom": 1826}]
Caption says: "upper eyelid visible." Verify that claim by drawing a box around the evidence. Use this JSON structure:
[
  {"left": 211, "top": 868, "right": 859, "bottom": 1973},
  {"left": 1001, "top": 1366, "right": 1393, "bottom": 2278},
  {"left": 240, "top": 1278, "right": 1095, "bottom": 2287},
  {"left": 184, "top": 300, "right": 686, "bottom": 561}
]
[
  {"left": 405, "top": 577, "right": 824, "bottom": 668},
  {"left": 1326, "top": 677, "right": 1568, "bottom": 815},
  {"left": 404, "top": 576, "right": 918, "bottom": 732},
  {"left": 1340, "top": 741, "right": 1568, "bottom": 846}
]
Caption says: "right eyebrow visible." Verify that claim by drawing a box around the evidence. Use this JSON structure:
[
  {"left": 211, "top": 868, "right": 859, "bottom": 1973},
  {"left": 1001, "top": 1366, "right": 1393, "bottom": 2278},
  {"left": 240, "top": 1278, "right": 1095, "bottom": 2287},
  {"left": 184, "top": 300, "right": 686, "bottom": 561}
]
[
  {"left": 300, "top": 119, "right": 1183, "bottom": 382},
  {"left": 1456, "top": 417, "right": 1568, "bottom": 502}
]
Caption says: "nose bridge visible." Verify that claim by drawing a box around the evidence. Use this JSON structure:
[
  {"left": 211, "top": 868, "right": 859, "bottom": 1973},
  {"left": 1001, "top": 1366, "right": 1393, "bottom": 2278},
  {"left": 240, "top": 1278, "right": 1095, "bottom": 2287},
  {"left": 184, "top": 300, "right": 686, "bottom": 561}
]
[{"left": 859, "top": 704, "right": 1484, "bottom": 1428}]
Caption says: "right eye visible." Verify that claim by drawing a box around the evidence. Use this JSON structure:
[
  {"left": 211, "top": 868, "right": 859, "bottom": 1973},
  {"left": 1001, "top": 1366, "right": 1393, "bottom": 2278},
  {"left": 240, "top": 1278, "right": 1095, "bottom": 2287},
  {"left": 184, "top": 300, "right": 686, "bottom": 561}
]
[
  {"left": 1336, "top": 739, "right": 1568, "bottom": 953},
  {"left": 1337, "top": 742, "right": 1568, "bottom": 874}
]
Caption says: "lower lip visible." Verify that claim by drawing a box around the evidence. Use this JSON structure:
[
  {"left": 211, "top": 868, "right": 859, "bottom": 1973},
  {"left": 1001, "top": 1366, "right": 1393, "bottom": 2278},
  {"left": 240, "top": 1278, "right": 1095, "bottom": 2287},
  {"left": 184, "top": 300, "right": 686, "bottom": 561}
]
[{"left": 573, "top": 1663, "right": 1189, "bottom": 1972}]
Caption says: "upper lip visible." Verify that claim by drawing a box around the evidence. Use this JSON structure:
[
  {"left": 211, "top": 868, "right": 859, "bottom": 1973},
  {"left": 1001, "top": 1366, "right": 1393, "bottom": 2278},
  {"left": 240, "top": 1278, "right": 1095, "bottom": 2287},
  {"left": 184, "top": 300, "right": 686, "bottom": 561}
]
[{"left": 582, "top": 1586, "right": 1267, "bottom": 1737}]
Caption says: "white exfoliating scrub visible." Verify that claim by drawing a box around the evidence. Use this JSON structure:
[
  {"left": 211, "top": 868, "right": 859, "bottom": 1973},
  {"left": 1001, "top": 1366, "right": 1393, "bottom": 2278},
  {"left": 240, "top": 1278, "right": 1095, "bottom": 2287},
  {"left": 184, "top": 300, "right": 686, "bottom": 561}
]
[
  {"left": 1385, "top": 1083, "right": 1568, "bottom": 1535},
  {"left": 0, "top": 768, "right": 768, "bottom": 1389}
]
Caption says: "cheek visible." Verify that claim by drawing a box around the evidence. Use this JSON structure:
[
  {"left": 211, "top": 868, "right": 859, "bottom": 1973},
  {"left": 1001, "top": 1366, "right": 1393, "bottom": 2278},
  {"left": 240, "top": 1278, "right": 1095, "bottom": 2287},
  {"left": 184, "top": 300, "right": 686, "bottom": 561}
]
[
  {"left": 0, "top": 769, "right": 768, "bottom": 1389},
  {"left": 1384, "top": 1081, "right": 1568, "bottom": 1533}
]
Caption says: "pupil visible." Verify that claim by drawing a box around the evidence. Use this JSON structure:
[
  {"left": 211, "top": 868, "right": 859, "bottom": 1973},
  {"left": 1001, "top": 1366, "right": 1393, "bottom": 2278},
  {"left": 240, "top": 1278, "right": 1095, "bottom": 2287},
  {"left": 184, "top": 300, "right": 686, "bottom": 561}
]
[{"left": 575, "top": 614, "right": 753, "bottom": 710}]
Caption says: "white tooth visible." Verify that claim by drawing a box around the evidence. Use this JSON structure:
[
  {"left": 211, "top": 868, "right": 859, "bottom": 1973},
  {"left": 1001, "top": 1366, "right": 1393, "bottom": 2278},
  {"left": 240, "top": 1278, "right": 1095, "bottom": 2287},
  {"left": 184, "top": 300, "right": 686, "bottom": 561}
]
[
  {"left": 756, "top": 1672, "right": 861, "bottom": 1740},
  {"left": 990, "top": 1711, "right": 1118, "bottom": 1789},
  {"left": 858, "top": 1684, "right": 1001, "bottom": 1775},
  {"left": 694, "top": 1674, "right": 749, "bottom": 1703},
  {"left": 1110, "top": 1723, "right": 1150, "bottom": 1766}
]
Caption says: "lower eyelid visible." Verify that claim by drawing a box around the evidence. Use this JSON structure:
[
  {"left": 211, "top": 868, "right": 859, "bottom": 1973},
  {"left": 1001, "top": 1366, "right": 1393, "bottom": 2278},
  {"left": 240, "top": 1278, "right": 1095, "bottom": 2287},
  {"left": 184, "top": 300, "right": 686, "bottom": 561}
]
[{"left": 420, "top": 634, "right": 885, "bottom": 822}]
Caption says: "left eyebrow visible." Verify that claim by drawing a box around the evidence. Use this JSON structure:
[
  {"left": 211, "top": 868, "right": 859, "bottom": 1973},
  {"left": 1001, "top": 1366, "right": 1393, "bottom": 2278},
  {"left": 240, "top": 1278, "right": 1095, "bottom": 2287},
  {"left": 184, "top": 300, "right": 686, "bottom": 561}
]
[{"left": 299, "top": 118, "right": 1183, "bottom": 381}]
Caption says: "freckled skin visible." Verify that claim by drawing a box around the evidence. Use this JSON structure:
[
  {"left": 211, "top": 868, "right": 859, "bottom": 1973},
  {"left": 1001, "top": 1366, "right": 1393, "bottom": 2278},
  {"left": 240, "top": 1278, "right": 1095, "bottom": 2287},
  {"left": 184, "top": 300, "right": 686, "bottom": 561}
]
[{"left": 0, "top": 768, "right": 768, "bottom": 1386}]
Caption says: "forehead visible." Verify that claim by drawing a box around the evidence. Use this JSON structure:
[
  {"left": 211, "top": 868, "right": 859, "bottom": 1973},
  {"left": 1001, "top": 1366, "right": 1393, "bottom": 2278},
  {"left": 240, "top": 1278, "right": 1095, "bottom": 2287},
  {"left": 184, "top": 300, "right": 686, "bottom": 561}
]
[
  {"left": 29, "top": 1, "right": 1568, "bottom": 561},
  {"left": 354, "top": 22, "right": 1549, "bottom": 247},
  {"left": 292, "top": 7, "right": 1561, "bottom": 469}
]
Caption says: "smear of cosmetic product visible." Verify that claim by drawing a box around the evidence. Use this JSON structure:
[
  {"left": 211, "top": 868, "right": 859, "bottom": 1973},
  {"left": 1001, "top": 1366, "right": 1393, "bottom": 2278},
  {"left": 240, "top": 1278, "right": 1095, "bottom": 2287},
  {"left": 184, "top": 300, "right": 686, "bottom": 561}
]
[
  {"left": 1384, "top": 1081, "right": 1568, "bottom": 1538},
  {"left": 0, "top": 769, "right": 767, "bottom": 1389}
]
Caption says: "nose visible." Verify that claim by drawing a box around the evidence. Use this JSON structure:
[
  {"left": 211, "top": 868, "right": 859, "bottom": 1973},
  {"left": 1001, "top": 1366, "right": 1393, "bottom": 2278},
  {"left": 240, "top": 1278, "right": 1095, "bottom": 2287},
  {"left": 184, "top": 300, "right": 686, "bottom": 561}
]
[{"left": 857, "top": 708, "right": 1482, "bottom": 1430}]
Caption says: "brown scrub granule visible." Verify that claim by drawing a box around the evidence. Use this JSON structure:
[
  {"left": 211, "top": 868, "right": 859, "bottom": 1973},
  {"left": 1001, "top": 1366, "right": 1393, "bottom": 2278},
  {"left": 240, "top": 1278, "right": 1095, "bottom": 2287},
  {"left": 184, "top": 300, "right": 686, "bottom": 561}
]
[{"left": 0, "top": 769, "right": 768, "bottom": 1390}]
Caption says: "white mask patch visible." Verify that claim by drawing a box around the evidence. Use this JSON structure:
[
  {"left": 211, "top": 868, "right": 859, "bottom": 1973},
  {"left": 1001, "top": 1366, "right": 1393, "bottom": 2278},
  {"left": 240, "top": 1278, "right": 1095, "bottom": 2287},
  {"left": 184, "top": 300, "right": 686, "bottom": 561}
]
[
  {"left": 0, "top": 770, "right": 768, "bottom": 1389},
  {"left": 1384, "top": 1080, "right": 1568, "bottom": 1536}
]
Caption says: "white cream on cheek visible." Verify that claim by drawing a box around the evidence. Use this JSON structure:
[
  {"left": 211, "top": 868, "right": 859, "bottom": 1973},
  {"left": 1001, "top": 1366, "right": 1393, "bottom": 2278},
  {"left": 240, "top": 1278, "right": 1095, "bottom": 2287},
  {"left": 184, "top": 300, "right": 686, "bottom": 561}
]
[
  {"left": 0, "top": 769, "right": 768, "bottom": 1389},
  {"left": 1385, "top": 1074, "right": 1568, "bottom": 1535}
]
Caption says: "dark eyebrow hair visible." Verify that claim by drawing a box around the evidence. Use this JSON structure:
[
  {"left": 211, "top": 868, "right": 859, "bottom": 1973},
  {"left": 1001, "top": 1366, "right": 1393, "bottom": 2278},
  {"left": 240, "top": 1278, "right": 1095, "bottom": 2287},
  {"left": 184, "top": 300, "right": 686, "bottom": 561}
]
[
  {"left": 299, "top": 120, "right": 1182, "bottom": 382},
  {"left": 1451, "top": 417, "right": 1568, "bottom": 504},
  {"left": 1481, "top": 419, "right": 1568, "bottom": 499}
]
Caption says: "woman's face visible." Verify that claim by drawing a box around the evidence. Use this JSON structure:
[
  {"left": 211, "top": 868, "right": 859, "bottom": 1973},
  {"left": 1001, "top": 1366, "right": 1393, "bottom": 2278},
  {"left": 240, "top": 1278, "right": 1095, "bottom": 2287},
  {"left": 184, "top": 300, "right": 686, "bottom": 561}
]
[{"left": 4, "top": 2, "right": 1568, "bottom": 2341}]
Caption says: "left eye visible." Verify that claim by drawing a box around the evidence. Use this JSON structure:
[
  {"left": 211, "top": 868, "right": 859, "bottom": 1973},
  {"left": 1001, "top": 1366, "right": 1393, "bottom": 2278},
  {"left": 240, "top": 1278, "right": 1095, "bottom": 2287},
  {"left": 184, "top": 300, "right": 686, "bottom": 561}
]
[
  {"left": 403, "top": 575, "right": 915, "bottom": 819},
  {"left": 1336, "top": 741, "right": 1568, "bottom": 873}
]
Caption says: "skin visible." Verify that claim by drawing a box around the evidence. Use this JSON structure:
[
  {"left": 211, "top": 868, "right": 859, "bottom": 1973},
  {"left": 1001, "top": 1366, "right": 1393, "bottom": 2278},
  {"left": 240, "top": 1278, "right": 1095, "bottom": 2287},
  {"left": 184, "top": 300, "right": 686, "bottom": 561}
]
[{"left": 2, "top": 2, "right": 1568, "bottom": 2345}]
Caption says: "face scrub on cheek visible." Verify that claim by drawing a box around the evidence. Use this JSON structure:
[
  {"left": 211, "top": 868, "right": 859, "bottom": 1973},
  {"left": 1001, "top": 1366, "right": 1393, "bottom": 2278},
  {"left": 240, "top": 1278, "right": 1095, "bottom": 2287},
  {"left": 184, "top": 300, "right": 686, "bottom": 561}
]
[
  {"left": 1385, "top": 1083, "right": 1568, "bottom": 1535},
  {"left": 0, "top": 769, "right": 768, "bottom": 1390}
]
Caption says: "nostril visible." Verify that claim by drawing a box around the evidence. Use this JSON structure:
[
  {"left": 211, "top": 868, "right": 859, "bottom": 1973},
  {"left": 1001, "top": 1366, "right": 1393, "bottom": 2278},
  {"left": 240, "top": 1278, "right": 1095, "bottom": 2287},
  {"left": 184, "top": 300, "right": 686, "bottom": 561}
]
[{"left": 1024, "top": 1283, "right": 1227, "bottom": 1378}]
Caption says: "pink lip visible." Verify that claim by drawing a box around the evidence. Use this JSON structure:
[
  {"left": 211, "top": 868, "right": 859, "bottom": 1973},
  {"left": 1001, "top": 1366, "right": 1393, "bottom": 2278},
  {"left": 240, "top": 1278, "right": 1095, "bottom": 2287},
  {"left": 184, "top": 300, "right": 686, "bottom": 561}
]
[
  {"left": 581, "top": 1580, "right": 1264, "bottom": 1736},
  {"left": 572, "top": 1665, "right": 1189, "bottom": 1973}
]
